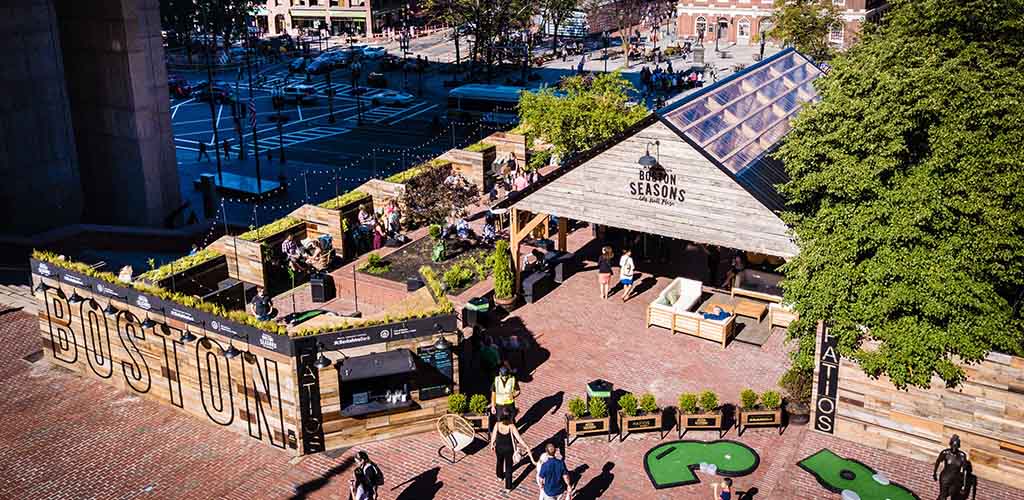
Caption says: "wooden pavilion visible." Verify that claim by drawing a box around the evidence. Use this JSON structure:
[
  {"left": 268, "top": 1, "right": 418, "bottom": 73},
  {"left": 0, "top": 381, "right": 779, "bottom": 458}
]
[{"left": 505, "top": 48, "right": 823, "bottom": 286}]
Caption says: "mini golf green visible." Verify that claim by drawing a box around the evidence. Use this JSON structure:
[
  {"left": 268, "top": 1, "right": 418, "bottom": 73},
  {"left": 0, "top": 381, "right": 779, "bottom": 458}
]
[
  {"left": 798, "top": 449, "right": 920, "bottom": 500},
  {"left": 643, "top": 440, "right": 760, "bottom": 489}
]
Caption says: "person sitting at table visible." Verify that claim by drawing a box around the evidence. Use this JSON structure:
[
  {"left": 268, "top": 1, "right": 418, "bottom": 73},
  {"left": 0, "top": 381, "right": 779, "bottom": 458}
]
[
  {"left": 481, "top": 216, "right": 497, "bottom": 246},
  {"left": 702, "top": 305, "right": 731, "bottom": 321},
  {"left": 455, "top": 217, "right": 475, "bottom": 242},
  {"left": 249, "top": 287, "right": 274, "bottom": 320},
  {"left": 307, "top": 239, "right": 332, "bottom": 272},
  {"left": 357, "top": 204, "right": 376, "bottom": 248},
  {"left": 281, "top": 234, "right": 309, "bottom": 272},
  {"left": 384, "top": 199, "right": 402, "bottom": 238}
]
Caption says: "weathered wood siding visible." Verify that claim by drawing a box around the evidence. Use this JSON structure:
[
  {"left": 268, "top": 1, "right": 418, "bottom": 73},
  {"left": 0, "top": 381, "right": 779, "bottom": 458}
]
[
  {"left": 210, "top": 235, "right": 265, "bottom": 286},
  {"left": 315, "top": 333, "right": 461, "bottom": 450},
  {"left": 357, "top": 179, "right": 404, "bottom": 212},
  {"left": 482, "top": 132, "right": 527, "bottom": 161},
  {"left": 514, "top": 120, "right": 798, "bottom": 258},
  {"left": 813, "top": 330, "right": 1024, "bottom": 489},
  {"left": 34, "top": 278, "right": 301, "bottom": 454},
  {"left": 444, "top": 146, "right": 496, "bottom": 192},
  {"left": 291, "top": 204, "right": 346, "bottom": 253}
]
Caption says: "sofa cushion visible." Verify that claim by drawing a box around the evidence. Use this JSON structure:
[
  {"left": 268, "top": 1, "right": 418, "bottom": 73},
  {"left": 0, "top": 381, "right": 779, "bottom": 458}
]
[{"left": 665, "top": 287, "right": 680, "bottom": 305}]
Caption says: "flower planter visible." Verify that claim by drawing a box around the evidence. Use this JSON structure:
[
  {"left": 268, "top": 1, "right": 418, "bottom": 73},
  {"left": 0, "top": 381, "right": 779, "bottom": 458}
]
[
  {"left": 462, "top": 411, "right": 490, "bottom": 435},
  {"left": 785, "top": 401, "right": 810, "bottom": 426},
  {"left": 565, "top": 414, "right": 611, "bottom": 446},
  {"left": 494, "top": 295, "right": 518, "bottom": 312},
  {"left": 677, "top": 410, "right": 724, "bottom": 438},
  {"left": 617, "top": 409, "right": 665, "bottom": 442},
  {"left": 736, "top": 407, "right": 784, "bottom": 436}
]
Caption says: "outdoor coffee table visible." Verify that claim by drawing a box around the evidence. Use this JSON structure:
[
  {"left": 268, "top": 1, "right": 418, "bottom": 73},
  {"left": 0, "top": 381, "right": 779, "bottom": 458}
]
[
  {"left": 700, "top": 302, "right": 734, "bottom": 314},
  {"left": 734, "top": 299, "right": 768, "bottom": 321}
]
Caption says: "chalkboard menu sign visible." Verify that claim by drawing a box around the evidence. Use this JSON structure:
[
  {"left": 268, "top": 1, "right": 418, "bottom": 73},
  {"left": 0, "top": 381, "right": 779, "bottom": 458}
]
[{"left": 417, "top": 346, "right": 454, "bottom": 401}]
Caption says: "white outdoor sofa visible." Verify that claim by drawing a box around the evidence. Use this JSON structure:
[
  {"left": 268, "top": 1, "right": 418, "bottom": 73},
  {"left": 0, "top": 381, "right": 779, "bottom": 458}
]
[{"left": 646, "top": 277, "right": 736, "bottom": 347}]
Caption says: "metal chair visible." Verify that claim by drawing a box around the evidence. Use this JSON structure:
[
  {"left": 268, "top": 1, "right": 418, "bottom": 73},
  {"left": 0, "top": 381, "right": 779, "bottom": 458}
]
[{"left": 436, "top": 414, "right": 478, "bottom": 464}]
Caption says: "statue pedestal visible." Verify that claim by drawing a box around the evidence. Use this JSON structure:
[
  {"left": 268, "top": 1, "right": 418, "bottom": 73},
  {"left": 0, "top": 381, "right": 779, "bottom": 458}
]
[{"left": 693, "top": 46, "right": 705, "bottom": 65}]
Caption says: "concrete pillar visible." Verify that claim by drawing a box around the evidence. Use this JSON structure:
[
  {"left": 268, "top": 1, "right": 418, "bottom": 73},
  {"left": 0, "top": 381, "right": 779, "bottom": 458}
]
[
  {"left": 0, "top": 0, "right": 84, "bottom": 235},
  {"left": 55, "top": 0, "right": 181, "bottom": 227}
]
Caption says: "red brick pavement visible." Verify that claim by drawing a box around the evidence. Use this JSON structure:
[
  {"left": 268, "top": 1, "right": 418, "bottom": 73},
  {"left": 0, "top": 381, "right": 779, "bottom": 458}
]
[{"left": 2, "top": 264, "right": 1024, "bottom": 500}]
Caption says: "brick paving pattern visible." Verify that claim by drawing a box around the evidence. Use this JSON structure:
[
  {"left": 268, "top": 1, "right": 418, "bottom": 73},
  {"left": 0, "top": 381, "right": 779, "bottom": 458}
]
[{"left": 2, "top": 256, "right": 1024, "bottom": 500}]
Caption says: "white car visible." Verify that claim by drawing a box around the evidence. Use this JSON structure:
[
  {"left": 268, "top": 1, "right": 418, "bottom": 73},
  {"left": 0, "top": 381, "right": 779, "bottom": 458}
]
[
  {"left": 371, "top": 90, "right": 415, "bottom": 106},
  {"left": 282, "top": 84, "right": 318, "bottom": 103},
  {"left": 362, "top": 46, "right": 387, "bottom": 59}
]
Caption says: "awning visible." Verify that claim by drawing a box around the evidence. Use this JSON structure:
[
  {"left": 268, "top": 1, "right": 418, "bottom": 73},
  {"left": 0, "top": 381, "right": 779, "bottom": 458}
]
[{"left": 339, "top": 349, "right": 416, "bottom": 382}]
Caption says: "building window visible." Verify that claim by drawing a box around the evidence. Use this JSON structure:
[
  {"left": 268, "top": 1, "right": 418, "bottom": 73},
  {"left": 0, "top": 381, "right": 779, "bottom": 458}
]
[
  {"left": 351, "top": 0, "right": 365, "bottom": 6},
  {"left": 738, "top": 20, "right": 750, "bottom": 38},
  {"left": 695, "top": 16, "right": 707, "bottom": 35},
  {"left": 829, "top": 24, "right": 844, "bottom": 44},
  {"left": 329, "top": 0, "right": 338, "bottom": 5},
  {"left": 833, "top": 0, "right": 844, "bottom": 6},
  {"left": 309, "top": 0, "right": 318, "bottom": 5}
]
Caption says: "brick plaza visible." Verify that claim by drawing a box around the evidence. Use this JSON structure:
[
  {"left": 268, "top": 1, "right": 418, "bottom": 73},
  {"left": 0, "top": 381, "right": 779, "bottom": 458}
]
[{"left": 2, "top": 251, "right": 1023, "bottom": 499}]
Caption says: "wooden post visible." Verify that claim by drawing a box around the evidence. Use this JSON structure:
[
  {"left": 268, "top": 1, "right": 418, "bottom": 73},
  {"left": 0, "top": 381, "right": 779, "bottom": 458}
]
[
  {"left": 557, "top": 217, "right": 568, "bottom": 251},
  {"left": 511, "top": 208, "right": 521, "bottom": 292},
  {"left": 541, "top": 215, "right": 550, "bottom": 240}
]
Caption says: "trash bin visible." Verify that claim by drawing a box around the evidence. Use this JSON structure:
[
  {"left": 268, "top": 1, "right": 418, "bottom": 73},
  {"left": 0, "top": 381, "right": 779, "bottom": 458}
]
[{"left": 462, "top": 296, "right": 491, "bottom": 329}]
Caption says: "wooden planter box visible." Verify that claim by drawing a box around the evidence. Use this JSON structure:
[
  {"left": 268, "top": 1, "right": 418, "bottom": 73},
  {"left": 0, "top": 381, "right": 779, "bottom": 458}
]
[
  {"left": 617, "top": 409, "right": 665, "bottom": 442},
  {"left": 677, "top": 410, "right": 724, "bottom": 438},
  {"left": 463, "top": 412, "right": 490, "bottom": 435},
  {"left": 737, "top": 407, "right": 783, "bottom": 436},
  {"left": 565, "top": 414, "right": 611, "bottom": 446},
  {"left": 447, "top": 146, "right": 497, "bottom": 192}
]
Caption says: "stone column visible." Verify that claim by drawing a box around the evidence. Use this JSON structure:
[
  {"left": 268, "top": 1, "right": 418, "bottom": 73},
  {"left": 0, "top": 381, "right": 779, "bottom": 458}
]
[{"left": 55, "top": 0, "right": 182, "bottom": 227}]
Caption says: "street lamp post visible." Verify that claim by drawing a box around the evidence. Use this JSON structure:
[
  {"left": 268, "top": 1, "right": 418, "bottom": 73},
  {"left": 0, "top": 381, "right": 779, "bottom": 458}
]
[
  {"left": 602, "top": 31, "right": 609, "bottom": 73},
  {"left": 273, "top": 87, "right": 286, "bottom": 165},
  {"left": 326, "top": 69, "right": 335, "bottom": 123},
  {"left": 400, "top": 28, "right": 410, "bottom": 91}
]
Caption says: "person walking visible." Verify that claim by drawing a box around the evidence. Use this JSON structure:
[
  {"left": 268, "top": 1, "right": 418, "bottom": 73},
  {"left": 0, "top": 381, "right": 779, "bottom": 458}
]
[
  {"left": 222, "top": 139, "right": 231, "bottom": 160},
  {"left": 354, "top": 451, "right": 383, "bottom": 499},
  {"left": 619, "top": 247, "right": 636, "bottom": 302},
  {"left": 347, "top": 467, "right": 373, "bottom": 500},
  {"left": 597, "top": 246, "right": 614, "bottom": 299},
  {"left": 490, "top": 414, "right": 533, "bottom": 492},
  {"left": 713, "top": 477, "right": 734, "bottom": 500},
  {"left": 490, "top": 366, "right": 520, "bottom": 422},
  {"left": 537, "top": 442, "right": 574, "bottom": 500},
  {"left": 198, "top": 141, "right": 210, "bottom": 161}
]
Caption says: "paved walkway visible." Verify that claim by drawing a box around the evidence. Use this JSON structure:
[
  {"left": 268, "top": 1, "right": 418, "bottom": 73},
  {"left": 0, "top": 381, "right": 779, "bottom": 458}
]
[{"left": 2, "top": 250, "right": 1024, "bottom": 498}]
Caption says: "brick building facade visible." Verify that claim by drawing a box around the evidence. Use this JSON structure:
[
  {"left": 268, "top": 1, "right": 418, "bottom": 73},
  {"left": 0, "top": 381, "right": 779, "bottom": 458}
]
[
  {"left": 261, "top": 0, "right": 410, "bottom": 37},
  {"left": 675, "top": 0, "right": 887, "bottom": 49}
]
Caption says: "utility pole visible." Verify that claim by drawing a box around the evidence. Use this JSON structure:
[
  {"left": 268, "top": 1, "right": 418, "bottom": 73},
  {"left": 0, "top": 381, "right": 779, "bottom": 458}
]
[
  {"left": 202, "top": 5, "right": 223, "bottom": 185},
  {"left": 245, "top": 19, "right": 262, "bottom": 192}
]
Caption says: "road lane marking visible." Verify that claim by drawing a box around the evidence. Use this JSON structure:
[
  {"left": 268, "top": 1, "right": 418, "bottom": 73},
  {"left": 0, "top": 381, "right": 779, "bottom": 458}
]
[
  {"left": 215, "top": 105, "right": 223, "bottom": 128},
  {"left": 387, "top": 103, "right": 438, "bottom": 125}
]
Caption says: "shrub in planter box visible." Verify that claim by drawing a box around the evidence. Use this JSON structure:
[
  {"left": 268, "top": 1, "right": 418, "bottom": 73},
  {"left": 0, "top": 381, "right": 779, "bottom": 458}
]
[
  {"left": 617, "top": 392, "right": 664, "bottom": 442},
  {"left": 465, "top": 394, "right": 491, "bottom": 433},
  {"left": 565, "top": 396, "right": 611, "bottom": 445},
  {"left": 779, "top": 366, "right": 812, "bottom": 425},
  {"left": 677, "top": 390, "right": 724, "bottom": 438},
  {"left": 736, "top": 389, "right": 784, "bottom": 436}
]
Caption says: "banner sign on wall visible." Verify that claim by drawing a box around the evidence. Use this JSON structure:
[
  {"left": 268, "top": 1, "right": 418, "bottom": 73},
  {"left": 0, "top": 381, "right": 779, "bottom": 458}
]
[{"left": 814, "top": 326, "right": 840, "bottom": 434}]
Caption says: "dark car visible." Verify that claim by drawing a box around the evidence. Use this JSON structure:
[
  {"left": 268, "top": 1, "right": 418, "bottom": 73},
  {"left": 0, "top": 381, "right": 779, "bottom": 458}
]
[
  {"left": 289, "top": 57, "right": 309, "bottom": 74},
  {"left": 305, "top": 58, "right": 332, "bottom": 75},
  {"left": 379, "top": 54, "right": 403, "bottom": 71},
  {"left": 367, "top": 72, "right": 387, "bottom": 88},
  {"left": 192, "top": 83, "right": 235, "bottom": 103},
  {"left": 168, "top": 74, "right": 191, "bottom": 98}
]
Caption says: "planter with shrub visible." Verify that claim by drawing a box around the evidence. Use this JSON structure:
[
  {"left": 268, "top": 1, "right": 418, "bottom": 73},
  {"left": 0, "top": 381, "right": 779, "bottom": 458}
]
[
  {"left": 565, "top": 396, "right": 611, "bottom": 445},
  {"left": 779, "top": 366, "right": 812, "bottom": 425},
  {"left": 677, "top": 390, "right": 724, "bottom": 438},
  {"left": 736, "top": 389, "right": 784, "bottom": 435},
  {"left": 447, "top": 393, "right": 491, "bottom": 434},
  {"left": 616, "top": 392, "right": 664, "bottom": 442},
  {"left": 492, "top": 240, "right": 517, "bottom": 308}
]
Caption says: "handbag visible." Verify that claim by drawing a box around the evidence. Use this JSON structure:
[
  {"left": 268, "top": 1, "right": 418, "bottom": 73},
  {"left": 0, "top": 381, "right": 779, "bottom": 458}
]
[{"left": 512, "top": 447, "right": 522, "bottom": 464}]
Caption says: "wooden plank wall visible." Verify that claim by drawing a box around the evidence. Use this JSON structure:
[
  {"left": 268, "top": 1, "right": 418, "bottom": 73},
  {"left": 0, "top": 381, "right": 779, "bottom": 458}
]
[
  {"left": 316, "top": 332, "right": 461, "bottom": 451},
  {"left": 34, "top": 279, "right": 302, "bottom": 454},
  {"left": 291, "top": 204, "right": 345, "bottom": 253},
  {"left": 813, "top": 330, "right": 1024, "bottom": 489},
  {"left": 210, "top": 235, "right": 266, "bottom": 287},
  {"left": 357, "top": 179, "right": 404, "bottom": 212},
  {"left": 444, "top": 147, "right": 495, "bottom": 192},
  {"left": 482, "top": 132, "right": 527, "bottom": 160},
  {"left": 153, "top": 255, "right": 229, "bottom": 297}
]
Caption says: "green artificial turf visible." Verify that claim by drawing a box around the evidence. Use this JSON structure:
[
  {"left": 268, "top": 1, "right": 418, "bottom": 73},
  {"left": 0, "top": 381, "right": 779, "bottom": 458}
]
[
  {"left": 644, "top": 440, "right": 759, "bottom": 489},
  {"left": 798, "top": 449, "right": 920, "bottom": 500}
]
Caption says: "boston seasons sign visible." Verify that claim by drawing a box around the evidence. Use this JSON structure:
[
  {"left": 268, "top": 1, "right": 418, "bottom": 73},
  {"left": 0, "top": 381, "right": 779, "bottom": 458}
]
[
  {"left": 629, "top": 162, "right": 686, "bottom": 207},
  {"left": 32, "top": 259, "right": 292, "bottom": 356}
]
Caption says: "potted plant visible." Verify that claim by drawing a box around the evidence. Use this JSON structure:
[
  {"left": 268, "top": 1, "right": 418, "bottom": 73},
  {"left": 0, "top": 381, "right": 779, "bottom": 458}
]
[
  {"left": 429, "top": 224, "right": 446, "bottom": 262},
  {"left": 466, "top": 394, "right": 490, "bottom": 432},
  {"left": 492, "top": 240, "right": 517, "bottom": 309},
  {"left": 779, "top": 366, "right": 812, "bottom": 425},
  {"left": 677, "top": 390, "right": 724, "bottom": 438},
  {"left": 565, "top": 396, "right": 611, "bottom": 446},
  {"left": 736, "top": 389, "right": 784, "bottom": 436},
  {"left": 616, "top": 392, "right": 664, "bottom": 442}
]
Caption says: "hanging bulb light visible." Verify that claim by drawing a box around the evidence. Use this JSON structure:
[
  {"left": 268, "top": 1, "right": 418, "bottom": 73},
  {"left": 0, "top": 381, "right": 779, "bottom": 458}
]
[
  {"left": 180, "top": 329, "right": 197, "bottom": 343},
  {"left": 104, "top": 302, "right": 121, "bottom": 318},
  {"left": 34, "top": 281, "right": 49, "bottom": 293},
  {"left": 140, "top": 314, "right": 157, "bottom": 328},
  {"left": 223, "top": 340, "right": 241, "bottom": 360},
  {"left": 67, "top": 291, "right": 86, "bottom": 305}
]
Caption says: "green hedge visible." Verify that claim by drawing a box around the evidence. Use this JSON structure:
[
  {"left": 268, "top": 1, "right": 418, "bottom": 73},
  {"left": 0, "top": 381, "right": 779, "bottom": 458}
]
[
  {"left": 318, "top": 190, "right": 370, "bottom": 211},
  {"left": 138, "top": 249, "right": 223, "bottom": 282},
  {"left": 238, "top": 216, "right": 303, "bottom": 241},
  {"left": 384, "top": 158, "right": 451, "bottom": 184},
  {"left": 32, "top": 250, "right": 287, "bottom": 335},
  {"left": 463, "top": 141, "right": 494, "bottom": 153}
]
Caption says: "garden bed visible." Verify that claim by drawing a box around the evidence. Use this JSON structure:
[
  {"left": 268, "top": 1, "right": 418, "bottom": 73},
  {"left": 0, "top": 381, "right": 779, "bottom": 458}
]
[{"left": 360, "top": 236, "right": 492, "bottom": 296}]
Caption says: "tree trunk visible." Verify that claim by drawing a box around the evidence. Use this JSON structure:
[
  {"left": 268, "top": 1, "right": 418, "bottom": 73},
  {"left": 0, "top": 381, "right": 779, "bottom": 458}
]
[
  {"left": 454, "top": 32, "right": 461, "bottom": 79},
  {"left": 552, "top": 20, "right": 560, "bottom": 54}
]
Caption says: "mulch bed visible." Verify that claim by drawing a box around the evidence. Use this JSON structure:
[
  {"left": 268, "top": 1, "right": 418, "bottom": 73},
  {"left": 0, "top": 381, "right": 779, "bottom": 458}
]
[{"left": 362, "top": 236, "right": 493, "bottom": 296}]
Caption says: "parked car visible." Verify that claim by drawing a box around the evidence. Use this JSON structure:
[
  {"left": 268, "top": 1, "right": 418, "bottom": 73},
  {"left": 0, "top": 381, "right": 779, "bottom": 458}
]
[
  {"left": 289, "top": 57, "right": 309, "bottom": 73},
  {"left": 362, "top": 46, "right": 387, "bottom": 59},
  {"left": 371, "top": 90, "right": 414, "bottom": 107},
  {"left": 379, "top": 54, "right": 403, "bottom": 71},
  {"left": 192, "top": 83, "right": 235, "bottom": 103},
  {"left": 282, "top": 84, "right": 318, "bottom": 104},
  {"left": 367, "top": 72, "right": 387, "bottom": 88},
  {"left": 168, "top": 74, "right": 191, "bottom": 98},
  {"left": 306, "top": 58, "right": 332, "bottom": 75}
]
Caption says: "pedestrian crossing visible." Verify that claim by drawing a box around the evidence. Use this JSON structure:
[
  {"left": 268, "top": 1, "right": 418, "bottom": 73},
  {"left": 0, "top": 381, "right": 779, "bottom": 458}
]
[
  {"left": 254, "top": 70, "right": 391, "bottom": 99},
  {"left": 175, "top": 126, "right": 352, "bottom": 155}
]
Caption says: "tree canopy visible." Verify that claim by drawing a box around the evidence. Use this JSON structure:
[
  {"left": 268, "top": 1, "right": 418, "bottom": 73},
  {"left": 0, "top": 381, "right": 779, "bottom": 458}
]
[
  {"left": 766, "top": 0, "right": 842, "bottom": 61},
  {"left": 776, "top": 0, "right": 1024, "bottom": 388},
  {"left": 518, "top": 71, "right": 648, "bottom": 157}
]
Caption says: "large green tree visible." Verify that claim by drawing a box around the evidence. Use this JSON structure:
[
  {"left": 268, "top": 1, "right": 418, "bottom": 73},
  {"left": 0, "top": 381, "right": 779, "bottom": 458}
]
[
  {"left": 776, "top": 0, "right": 1024, "bottom": 389},
  {"left": 766, "top": 0, "right": 842, "bottom": 61},
  {"left": 518, "top": 71, "right": 648, "bottom": 158}
]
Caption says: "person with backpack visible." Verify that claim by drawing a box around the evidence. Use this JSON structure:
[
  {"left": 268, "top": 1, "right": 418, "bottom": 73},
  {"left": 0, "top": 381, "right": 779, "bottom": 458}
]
[{"left": 354, "top": 451, "right": 383, "bottom": 499}]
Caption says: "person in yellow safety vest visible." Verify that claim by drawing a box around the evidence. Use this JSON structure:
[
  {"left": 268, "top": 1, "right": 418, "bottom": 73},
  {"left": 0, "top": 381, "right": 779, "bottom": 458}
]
[{"left": 491, "top": 366, "right": 520, "bottom": 422}]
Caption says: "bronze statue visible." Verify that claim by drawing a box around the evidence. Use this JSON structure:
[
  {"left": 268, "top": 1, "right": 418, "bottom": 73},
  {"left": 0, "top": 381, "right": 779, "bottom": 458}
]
[{"left": 933, "top": 434, "right": 970, "bottom": 500}]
